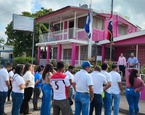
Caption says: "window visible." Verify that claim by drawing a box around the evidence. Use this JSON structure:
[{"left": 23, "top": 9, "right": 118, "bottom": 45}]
[
  {"left": 53, "top": 47, "right": 57, "bottom": 59},
  {"left": 118, "top": 25, "right": 127, "bottom": 35},
  {"left": 63, "top": 49, "right": 72, "bottom": 60},
  {"left": 53, "top": 22, "right": 63, "bottom": 31},
  {"left": 80, "top": 45, "right": 88, "bottom": 60},
  {"left": 93, "top": 17, "right": 104, "bottom": 30},
  {"left": 78, "top": 16, "right": 87, "bottom": 29}
]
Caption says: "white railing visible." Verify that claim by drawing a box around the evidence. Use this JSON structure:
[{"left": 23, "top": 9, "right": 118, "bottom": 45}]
[
  {"left": 39, "top": 27, "right": 88, "bottom": 43},
  {"left": 61, "top": 60, "right": 71, "bottom": 65},
  {"left": 40, "top": 59, "right": 46, "bottom": 65}
]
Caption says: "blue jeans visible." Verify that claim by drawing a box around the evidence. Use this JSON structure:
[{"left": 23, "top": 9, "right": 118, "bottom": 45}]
[
  {"left": 0, "top": 91, "right": 8, "bottom": 115},
  {"left": 90, "top": 94, "right": 102, "bottom": 115},
  {"left": 103, "top": 92, "right": 112, "bottom": 115},
  {"left": 125, "top": 88, "right": 140, "bottom": 115},
  {"left": 112, "top": 94, "right": 120, "bottom": 115},
  {"left": 74, "top": 92, "right": 90, "bottom": 115},
  {"left": 40, "top": 84, "right": 52, "bottom": 115},
  {"left": 11, "top": 92, "right": 24, "bottom": 115},
  {"left": 69, "top": 88, "right": 73, "bottom": 113}
]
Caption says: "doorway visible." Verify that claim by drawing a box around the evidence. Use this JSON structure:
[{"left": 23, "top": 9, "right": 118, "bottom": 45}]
[{"left": 69, "top": 20, "right": 74, "bottom": 39}]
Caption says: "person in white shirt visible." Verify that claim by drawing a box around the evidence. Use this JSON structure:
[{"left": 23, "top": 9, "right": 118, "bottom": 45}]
[
  {"left": 117, "top": 53, "right": 126, "bottom": 78},
  {"left": 65, "top": 65, "right": 75, "bottom": 115},
  {"left": 20, "top": 63, "right": 34, "bottom": 114},
  {"left": 90, "top": 65, "right": 107, "bottom": 115},
  {"left": 0, "top": 63, "right": 12, "bottom": 115},
  {"left": 73, "top": 61, "right": 94, "bottom": 115},
  {"left": 11, "top": 65, "right": 26, "bottom": 115},
  {"left": 7, "top": 67, "right": 15, "bottom": 102},
  {"left": 51, "top": 61, "right": 71, "bottom": 115},
  {"left": 101, "top": 63, "right": 112, "bottom": 115},
  {"left": 110, "top": 64, "right": 123, "bottom": 115}
]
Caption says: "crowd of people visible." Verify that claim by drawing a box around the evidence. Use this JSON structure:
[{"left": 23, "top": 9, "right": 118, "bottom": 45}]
[{"left": 0, "top": 52, "right": 145, "bottom": 115}]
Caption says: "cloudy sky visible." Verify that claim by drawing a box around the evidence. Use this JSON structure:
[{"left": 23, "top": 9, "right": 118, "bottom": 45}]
[{"left": 0, "top": 0, "right": 145, "bottom": 40}]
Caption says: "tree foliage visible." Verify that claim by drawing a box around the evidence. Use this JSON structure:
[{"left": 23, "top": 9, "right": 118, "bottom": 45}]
[{"left": 5, "top": 8, "right": 52, "bottom": 57}]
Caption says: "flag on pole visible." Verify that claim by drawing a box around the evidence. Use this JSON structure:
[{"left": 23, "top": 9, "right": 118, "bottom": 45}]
[
  {"left": 85, "top": 12, "right": 92, "bottom": 38},
  {"left": 107, "top": 14, "right": 113, "bottom": 42}
]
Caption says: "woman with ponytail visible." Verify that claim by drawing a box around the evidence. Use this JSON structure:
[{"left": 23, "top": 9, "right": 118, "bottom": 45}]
[{"left": 126, "top": 69, "right": 145, "bottom": 115}]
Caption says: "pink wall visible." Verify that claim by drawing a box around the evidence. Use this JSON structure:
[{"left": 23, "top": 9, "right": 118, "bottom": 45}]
[
  {"left": 71, "top": 43, "right": 76, "bottom": 66},
  {"left": 75, "top": 46, "right": 79, "bottom": 60},
  {"left": 115, "top": 45, "right": 145, "bottom": 66},
  {"left": 57, "top": 44, "right": 62, "bottom": 61},
  {"left": 92, "top": 29, "right": 104, "bottom": 41}
]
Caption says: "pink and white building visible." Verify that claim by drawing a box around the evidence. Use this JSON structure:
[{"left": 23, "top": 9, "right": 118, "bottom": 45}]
[{"left": 35, "top": 6, "right": 140, "bottom": 66}]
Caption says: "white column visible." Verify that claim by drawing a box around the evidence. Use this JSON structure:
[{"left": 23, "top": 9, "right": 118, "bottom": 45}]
[
  {"left": 78, "top": 45, "right": 81, "bottom": 65},
  {"left": 87, "top": 11, "right": 93, "bottom": 59},
  {"left": 73, "top": 11, "right": 77, "bottom": 38}
]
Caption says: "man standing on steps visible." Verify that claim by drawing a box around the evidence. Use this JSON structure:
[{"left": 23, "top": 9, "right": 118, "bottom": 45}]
[
  {"left": 101, "top": 63, "right": 112, "bottom": 115},
  {"left": 127, "top": 53, "right": 139, "bottom": 68},
  {"left": 117, "top": 53, "right": 126, "bottom": 79},
  {"left": 110, "top": 64, "right": 123, "bottom": 115},
  {"left": 73, "top": 61, "right": 94, "bottom": 115}
]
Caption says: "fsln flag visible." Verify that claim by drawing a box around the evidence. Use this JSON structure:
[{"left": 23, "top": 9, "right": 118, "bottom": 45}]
[
  {"left": 85, "top": 12, "right": 92, "bottom": 38},
  {"left": 107, "top": 14, "right": 113, "bottom": 42}
]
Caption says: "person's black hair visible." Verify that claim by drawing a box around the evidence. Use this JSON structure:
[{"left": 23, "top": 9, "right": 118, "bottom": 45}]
[
  {"left": 68, "top": 65, "right": 75, "bottom": 70},
  {"left": 40, "top": 65, "right": 44, "bottom": 69},
  {"left": 36, "top": 66, "right": 43, "bottom": 73},
  {"left": 112, "top": 64, "right": 117, "bottom": 70},
  {"left": 23, "top": 63, "right": 31, "bottom": 75},
  {"left": 42, "top": 63, "right": 53, "bottom": 80},
  {"left": 57, "top": 61, "right": 64, "bottom": 70},
  {"left": 5, "top": 63, "right": 12, "bottom": 68},
  {"left": 101, "top": 63, "right": 108, "bottom": 70},
  {"left": 94, "top": 65, "right": 101, "bottom": 72},
  {"left": 15, "top": 65, "right": 23, "bottom": 76},
  {"left": 129, "top": 69, "right": 138, "bottom": 87}
]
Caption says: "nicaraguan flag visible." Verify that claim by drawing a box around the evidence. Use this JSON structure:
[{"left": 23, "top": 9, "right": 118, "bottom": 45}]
[
  {"left": 85, "top": 12, "right": 92, "bottom": 38},
  {"left": 107, "top": 14, "right": 113, "bottom": 42}
]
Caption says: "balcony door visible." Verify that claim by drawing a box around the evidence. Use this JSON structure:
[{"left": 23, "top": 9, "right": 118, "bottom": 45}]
[{"left": 69, "top": 20, "right": 74, "bottom": 39}]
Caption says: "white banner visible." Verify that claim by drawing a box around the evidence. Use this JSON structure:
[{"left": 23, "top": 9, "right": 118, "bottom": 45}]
[{"left": 13, "top": 14, "right": 34, "bottom": 32}]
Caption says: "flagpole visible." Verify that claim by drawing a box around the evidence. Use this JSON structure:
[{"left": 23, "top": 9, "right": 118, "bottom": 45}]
[
  {"left": 109, "top": 0, "right": 113, "bottom": 61},
  {"left": 87, "top": 0, "right": 92, "bottom": 59}
]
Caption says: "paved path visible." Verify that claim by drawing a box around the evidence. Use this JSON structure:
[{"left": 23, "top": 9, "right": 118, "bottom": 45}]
[{"left": 4, "top": 95, "right": 145, "bottom": 115}]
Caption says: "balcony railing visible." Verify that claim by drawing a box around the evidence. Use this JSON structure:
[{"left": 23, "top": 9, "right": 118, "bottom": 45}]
[{"left": 39, "top": 28, "right": 89, "bottom": 43}]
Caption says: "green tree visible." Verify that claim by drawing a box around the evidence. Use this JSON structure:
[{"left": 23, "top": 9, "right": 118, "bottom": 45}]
[{"left": 5, "top": 8, "right": 52, "bottom": 57}]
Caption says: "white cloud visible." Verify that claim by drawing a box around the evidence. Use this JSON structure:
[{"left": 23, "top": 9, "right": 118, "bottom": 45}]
[{"left": 0, "top": 0, "right": 33, "bottom": 39}]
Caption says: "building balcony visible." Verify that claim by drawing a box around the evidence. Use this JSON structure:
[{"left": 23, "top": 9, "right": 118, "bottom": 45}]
[
  {"left": 39, "top": 28, "right": 88, "bottom": 43},
  {"left": 39, "top": 28, "right": 105, "bottom": 43}
]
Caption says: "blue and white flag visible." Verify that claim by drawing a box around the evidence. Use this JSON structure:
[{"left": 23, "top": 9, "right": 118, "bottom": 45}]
[{"left": 85, "top": 12, "right": 92, "bottom": 38}]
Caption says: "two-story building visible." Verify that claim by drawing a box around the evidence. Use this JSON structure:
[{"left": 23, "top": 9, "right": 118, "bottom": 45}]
[{"left": 35, "top": 6, "right": 139, "bottom": 66}]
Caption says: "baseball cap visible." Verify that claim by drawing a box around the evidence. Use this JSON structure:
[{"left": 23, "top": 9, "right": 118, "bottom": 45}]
[{"left": 82, "top": 61, "right": 92, "bottom": 68}]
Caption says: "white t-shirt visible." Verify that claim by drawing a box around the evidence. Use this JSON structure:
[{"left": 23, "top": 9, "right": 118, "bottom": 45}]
[
  {"left": 73, "top": 69, "right": 93, "bottom": 93},
  {"left": 12, "top": 74, "right": 25, "bottom": 93},
  {"left": 23, "top": 71, "right": 34, "bottom": 88},
  {"left": 9, "top": 70, "right": 14, "bottom": 80},
  {"left": 101, "top": 70, "right": 112, "bottom": 93},
  {"left": 65, "top": 71, "right": 74, "bottom": 88},
  {"left": 51, "top": 76, "right": 70, "bottom": 100},
  {"left": 91, "top": 71, "right": 107, "bottom": 94},
  {"left": 0, "top": 68, "right": 9, "bottom": 92},
  {"left": 110, "top": 71, "right": 121, "bottom": 94}
]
